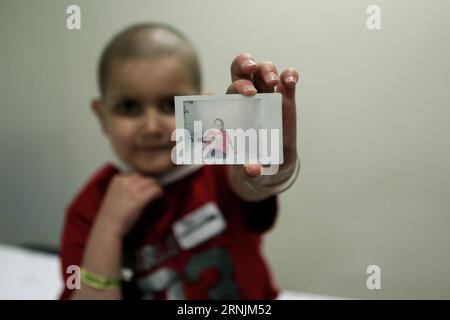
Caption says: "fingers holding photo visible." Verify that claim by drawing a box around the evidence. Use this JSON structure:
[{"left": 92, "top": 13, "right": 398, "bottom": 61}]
[{"left": 229, "top": 54, "right": 299, "bottom": 98}]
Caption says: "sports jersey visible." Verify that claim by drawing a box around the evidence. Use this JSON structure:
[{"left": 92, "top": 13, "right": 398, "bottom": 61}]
[{"left": 60, "top": 163, "right": 278, "bottom": 299}]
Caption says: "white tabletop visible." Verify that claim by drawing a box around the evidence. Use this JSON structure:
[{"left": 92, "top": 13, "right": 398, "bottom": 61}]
[{"left": 0, "top": 243, "right": 338, "bottom": 300}]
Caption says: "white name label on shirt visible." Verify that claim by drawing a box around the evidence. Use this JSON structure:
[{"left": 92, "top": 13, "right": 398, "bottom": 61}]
[{"left": 172, "top": 202, "right": 227, "bottom": 250}]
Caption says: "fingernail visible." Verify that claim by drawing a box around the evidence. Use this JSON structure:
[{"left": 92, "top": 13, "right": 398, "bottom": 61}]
[
  {"left": 242, "top": 59, "right": 257, "bottom": 68},
  {"left": 265, "top": 72, "right": 279, "bottom": 83},
  {"left": 286, "top": 76, "right": 297, "bottom": 84},
  {"left": 245, "top": 85, "right": 257, "bottom": 93}
]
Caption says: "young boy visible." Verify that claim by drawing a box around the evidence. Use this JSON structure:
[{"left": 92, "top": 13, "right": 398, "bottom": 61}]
[
  {"left": 60, "top": 23, "right": 300, "bottom": 300},
  {"left": 204, "top": 118, "right": 232, "bottom": 159}
]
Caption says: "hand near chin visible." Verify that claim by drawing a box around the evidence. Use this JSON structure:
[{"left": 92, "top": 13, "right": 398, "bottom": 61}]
[{"left": 96, "top": 173, "right": 164, "bottom": 238}]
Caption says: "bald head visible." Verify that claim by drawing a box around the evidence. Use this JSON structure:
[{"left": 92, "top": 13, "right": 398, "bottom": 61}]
[{"left": 98, "top": 23, "right": 201, "bottom": 96}]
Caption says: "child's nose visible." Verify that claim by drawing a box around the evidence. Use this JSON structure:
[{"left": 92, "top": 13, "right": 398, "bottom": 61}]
[{"left": 141, "top": 107, "right": 164, "bottom": 134}]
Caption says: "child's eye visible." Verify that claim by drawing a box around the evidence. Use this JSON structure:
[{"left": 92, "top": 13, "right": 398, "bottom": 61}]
[
  {"left": 114, "top": 99, "right": 143, "bottom": 117},
  {"left": 159, "top": 98, "right": 175, "bottom": 114}
]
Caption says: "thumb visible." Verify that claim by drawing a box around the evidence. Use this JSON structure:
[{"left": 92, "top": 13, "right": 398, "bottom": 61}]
[{"left": 243, "top": 163, "right": 262, "bottom": 178}]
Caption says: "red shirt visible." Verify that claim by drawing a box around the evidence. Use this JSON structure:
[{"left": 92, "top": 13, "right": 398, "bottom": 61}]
[{"left": 60, "top": 164, "right": 279, "bottom": 300}]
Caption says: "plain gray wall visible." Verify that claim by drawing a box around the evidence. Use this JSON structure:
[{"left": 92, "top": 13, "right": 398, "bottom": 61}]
[{"left": 1, "top": 0, "right": 449, "bottom": 299}]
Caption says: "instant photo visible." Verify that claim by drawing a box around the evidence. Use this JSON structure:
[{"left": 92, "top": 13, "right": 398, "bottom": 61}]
[{"left": 173, "top": 93, "right": 283, "bottom": 165}]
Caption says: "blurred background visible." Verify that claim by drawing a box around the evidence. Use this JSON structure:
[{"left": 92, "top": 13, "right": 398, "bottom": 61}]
[{"left": 1, "top": 0, "right": 449, "bottom": 299}]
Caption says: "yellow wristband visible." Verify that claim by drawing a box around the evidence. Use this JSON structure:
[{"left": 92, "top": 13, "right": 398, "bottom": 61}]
[{"left": 80, "top": 267, "right": 122, "bottom": 290}]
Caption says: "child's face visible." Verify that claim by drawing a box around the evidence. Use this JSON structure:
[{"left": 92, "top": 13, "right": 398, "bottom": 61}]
[
  {"left": 93, "top": 56, "right": 199, "bottom": 176},
  {"left": 213, "top": 120, "right": 224, "bottom": 130}
]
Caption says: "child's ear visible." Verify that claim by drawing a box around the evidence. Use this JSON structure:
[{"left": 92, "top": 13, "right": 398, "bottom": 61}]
[{"left": 91, "top": 98, "right": 108, "bottom": 135}]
